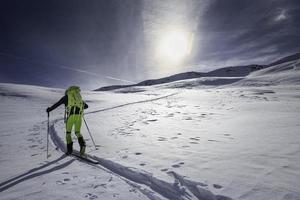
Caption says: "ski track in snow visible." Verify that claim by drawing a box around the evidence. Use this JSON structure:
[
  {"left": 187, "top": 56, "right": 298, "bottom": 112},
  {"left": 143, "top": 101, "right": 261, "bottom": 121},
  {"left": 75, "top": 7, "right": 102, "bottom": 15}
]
[
  {"left": 48, "top": 92, "right": 232, "bottom": 200},
  {"left": 85, "top": 92, "right": 178, "bottom": 115}
]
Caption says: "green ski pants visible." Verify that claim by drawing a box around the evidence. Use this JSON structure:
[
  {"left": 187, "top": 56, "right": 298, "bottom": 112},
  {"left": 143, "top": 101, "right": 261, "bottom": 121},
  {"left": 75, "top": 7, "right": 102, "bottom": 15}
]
[{"left": 66, "top": 114, "right": 83, "bottom": 144}]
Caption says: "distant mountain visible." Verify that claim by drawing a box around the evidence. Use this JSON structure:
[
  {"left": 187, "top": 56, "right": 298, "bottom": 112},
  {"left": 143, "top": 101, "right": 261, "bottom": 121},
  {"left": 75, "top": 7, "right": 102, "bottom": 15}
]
[
  {"left": 95, "top": 65, "right": 266, "bottom": 91},
  {"left": 231, "top": 57, "right": 300, "bottom": 87},
  {"left": 267, "top": 52, "right": 300, "bottom": 66},
  {"left": 95, "top": 53, "right": 300, "bottom": 91}
]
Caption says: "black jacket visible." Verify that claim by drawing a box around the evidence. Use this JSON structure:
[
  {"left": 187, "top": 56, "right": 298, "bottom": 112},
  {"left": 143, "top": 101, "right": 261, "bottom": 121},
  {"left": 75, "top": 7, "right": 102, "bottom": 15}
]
[{"left": 48, "top": 95, "right": 88, "bottom": 113}]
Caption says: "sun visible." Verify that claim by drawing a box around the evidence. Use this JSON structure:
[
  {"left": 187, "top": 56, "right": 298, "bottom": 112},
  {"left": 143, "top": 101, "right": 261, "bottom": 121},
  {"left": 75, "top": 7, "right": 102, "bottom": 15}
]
[{"left": 156, "top": 29, "right": 192, "bottom": 65}]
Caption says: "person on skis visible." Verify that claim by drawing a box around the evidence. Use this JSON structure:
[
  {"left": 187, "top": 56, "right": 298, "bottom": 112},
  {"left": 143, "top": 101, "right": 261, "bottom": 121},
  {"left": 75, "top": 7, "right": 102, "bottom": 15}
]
[{"left": 46, "top": 86, "right": 88, "bottom": 155}]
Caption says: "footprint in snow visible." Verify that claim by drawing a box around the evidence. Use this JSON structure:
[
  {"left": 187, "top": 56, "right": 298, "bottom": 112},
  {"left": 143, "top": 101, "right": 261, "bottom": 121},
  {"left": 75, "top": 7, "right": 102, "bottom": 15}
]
[
  {"left": 113, "top": 193, "right": 119, "bottom": 197},
  {"left": 84, "top": 193, "right": 98, "bottom": 199},
  {"left": 189, "top": 141, "right": 199, "bottom": 144},
  {"left": 171, "top": 162, "right": 185, "bottom": 169},
  {"left": 166, "top": 113, "right": 174, "bottom": 117},
  {"left": 161, "top": 168, "right": 168, "bottom": 172},
  {"left": 208, "top": 139, "right": 220, "bottom": 142},
  {"left": 135, "top": 152, "right": 142, "bottom": 155},
  {"left": 158, "top": 137, "right": 167, "bottom": 141},
  {"left": 96, "top": 184, "right": 107, "bottom": 189},
  {"left": 184, "top": 117, "right": 193, "bottom": 120},
  {"left": 147, "top": 119, "right": 158, "bottom": 122},
  {"left": 224, "top": 134, "right": 235, "bottom": 139},
  {"left": 56, "top": 180, "right": 65, "bottom": 185},
  {"left": 171, "top": 137, "right": 178, "bottom": 139},
  {"left": 140, "top": 163, "right": 146, "bottom": 166},
  {"left": 213, "top": 184, "right": 222, "bottom": 189},
  {"left": 129, "top": 188, "right": 137, "bottom": 192},
  {"left": 181, "top": 145, "right": 190, "bottom": 148}
]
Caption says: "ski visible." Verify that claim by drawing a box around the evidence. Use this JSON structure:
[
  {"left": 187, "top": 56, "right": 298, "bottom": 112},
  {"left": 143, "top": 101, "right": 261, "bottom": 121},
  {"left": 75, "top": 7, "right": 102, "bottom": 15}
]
[{"left": 68, "top": 152, "right": 99, "bottom": 164}]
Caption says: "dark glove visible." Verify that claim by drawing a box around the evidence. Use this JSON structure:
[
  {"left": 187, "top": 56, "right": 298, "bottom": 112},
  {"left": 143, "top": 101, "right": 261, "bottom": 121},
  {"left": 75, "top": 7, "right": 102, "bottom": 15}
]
[{"left": 46, "top": 107, "right": 51, "bottom": 113}]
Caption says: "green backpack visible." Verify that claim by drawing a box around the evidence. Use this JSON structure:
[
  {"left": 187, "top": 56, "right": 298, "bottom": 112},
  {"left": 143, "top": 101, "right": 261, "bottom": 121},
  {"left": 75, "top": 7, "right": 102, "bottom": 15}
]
[{"left": 65, "top": 86, "right": 84, "bottom": 116}]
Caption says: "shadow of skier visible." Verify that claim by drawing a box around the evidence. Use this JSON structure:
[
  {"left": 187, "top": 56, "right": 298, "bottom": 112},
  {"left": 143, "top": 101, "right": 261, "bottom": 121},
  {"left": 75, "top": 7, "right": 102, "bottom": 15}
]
[{"left": 0, "top": 154, "right": 74, "bottom": 192}]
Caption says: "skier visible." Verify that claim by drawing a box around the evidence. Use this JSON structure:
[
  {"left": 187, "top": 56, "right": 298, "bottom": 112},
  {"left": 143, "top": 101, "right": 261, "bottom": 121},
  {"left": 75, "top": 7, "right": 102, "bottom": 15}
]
[{"left": 46, "top": 86, "right": 88, "bottom": 155}]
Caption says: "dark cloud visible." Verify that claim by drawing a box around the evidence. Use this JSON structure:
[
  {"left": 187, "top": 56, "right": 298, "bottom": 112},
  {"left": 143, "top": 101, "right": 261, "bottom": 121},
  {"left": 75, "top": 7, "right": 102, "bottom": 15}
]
[
  {"left": 193, "top": 0, "right": 300, "bottom": 67},
  {"left": 0, "top": 0, "right": 299, "bottom": 89},
  {"left": 0, "top": 0, "right": 144, "bottom": 89}
]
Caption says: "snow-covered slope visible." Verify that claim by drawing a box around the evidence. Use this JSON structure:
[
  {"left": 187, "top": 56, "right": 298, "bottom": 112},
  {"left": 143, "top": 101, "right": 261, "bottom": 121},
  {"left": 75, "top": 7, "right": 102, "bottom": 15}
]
[
  {"left": 96, "top": 65, "right": 263, "bottom": 91},
  {"left": 267, "top": 52, "right": 300, "bottom": 66},
  {"left": 96, "top": 53, "right": 300, "bottom": 91},
  {"left": 1, "top": 54, "right": 300, "bottom": 200},
  {"left": 0, "top": 84, "right": 174, "bottom": 200},
  {"left": 142, "top": 57, "right": 300, "bottom": 90},
  {"left": 1, "top": 70, "right": 300, "bottom": 200},
  {"left": 231, "top": 59, "right": 300, "bottom": 87}
]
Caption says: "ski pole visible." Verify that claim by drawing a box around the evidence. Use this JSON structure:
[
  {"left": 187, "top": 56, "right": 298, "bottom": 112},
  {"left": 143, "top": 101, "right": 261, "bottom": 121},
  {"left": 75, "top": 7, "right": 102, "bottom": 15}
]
[
  {"left": 83, "top": 115, "right": 97, "bottom": 150},
  {"left": 47, "top": 112, "right": 50, "bottom": 158}
]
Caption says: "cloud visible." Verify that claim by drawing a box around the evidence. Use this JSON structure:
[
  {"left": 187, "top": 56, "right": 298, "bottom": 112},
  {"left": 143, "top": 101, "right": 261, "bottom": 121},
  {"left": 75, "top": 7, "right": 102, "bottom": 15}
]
[
  {"left": 274, "top": 9, "right": 287, "bottom": 22},
  {"left": 0, "top": 0, "right": 299, "bottom": 88},
  {"left": 191, "top": 0, "right": 300, "bottom": 68}
]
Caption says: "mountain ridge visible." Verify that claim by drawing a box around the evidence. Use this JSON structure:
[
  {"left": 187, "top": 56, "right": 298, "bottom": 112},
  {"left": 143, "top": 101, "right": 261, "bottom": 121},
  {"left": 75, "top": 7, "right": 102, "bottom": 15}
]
[{"left": 95, "top": 53, "right": 300, "bottom": 91}]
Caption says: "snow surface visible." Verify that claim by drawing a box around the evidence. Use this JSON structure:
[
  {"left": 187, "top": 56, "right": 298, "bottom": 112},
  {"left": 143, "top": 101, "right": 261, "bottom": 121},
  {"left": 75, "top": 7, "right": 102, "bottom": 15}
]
[{"left": 1, "top": 59, "right": 300, "bottom": 200}]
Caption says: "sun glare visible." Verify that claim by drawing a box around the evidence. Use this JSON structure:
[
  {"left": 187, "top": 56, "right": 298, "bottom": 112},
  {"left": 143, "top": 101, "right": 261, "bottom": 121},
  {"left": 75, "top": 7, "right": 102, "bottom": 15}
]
[{"left": 156, "top": 29, "right": 192, "bottom": 65}]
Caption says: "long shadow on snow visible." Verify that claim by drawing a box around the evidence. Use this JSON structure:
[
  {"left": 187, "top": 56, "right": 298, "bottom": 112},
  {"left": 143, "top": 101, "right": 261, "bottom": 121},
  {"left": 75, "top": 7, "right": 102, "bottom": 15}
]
[
  {"left": 0, "top": 155, "right": 74, "bottom": 192},
  {"left": 48, "top": 92, "right": 232, "bottom": 200},
  {"left": 50, "top": 121, "right": 232, "bottom": 200}
]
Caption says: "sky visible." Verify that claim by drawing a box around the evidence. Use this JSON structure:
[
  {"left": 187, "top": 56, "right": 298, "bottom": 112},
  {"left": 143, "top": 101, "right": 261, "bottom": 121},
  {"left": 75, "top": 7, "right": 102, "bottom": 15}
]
[{"left": 0, "top": 0, "right": 300, "bottom": 90}]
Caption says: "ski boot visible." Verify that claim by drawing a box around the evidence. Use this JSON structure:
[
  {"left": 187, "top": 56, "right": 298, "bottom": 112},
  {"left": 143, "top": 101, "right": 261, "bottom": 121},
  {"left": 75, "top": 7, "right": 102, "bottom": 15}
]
[
  {"left": 78, "top": 137, "right": 86, "bottom": 156},
  {"left": 66, "top": 142, "right": 73, "bottom": 155}
]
